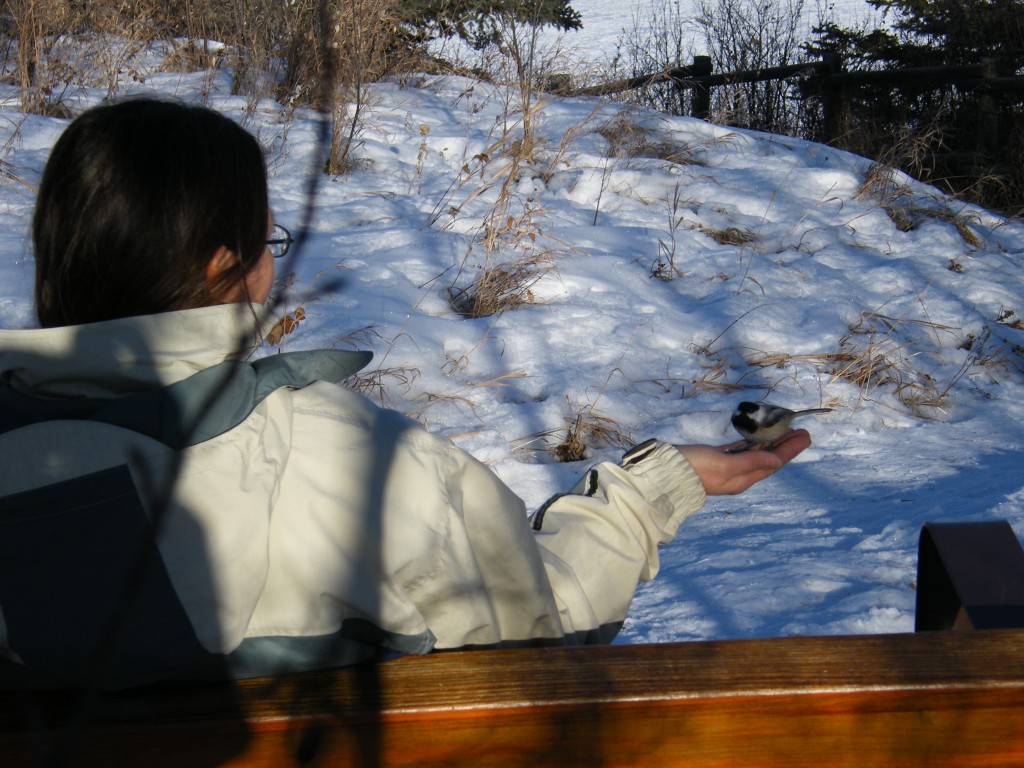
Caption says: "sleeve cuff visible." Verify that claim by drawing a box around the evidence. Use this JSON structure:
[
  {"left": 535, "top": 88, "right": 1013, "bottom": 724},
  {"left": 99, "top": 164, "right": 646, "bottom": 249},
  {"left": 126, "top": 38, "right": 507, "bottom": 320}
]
[{"left": 620, "top": 440, "right": 707, "bottom": 531}]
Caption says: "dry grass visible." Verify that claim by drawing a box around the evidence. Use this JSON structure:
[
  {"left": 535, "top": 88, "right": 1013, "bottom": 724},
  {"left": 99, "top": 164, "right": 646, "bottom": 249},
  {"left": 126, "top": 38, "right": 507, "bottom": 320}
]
[
  {"left": 347, "top": 366, "right": 420, "bottom": 406},
  {"left": 881, "top": 203, "right": 919, "bottom": 233},
  {"left": 855, "top": 118, "right": 994, "bottom": 246},
  {"left": 0, "top": 116, "right": 28, "bottom": 187},
  {"left": 515, "top": 349, "right": 637, "bottom": 463},
  {"left": 597, "top": 112, "right": 702, "bottom": 166},
  {"left": 515, "top": 400, "right": 633, "bottom": 463},
  {"left": 833, "top": 335, "right": 928, "bottom": 408},
  {"left": 447, "top": 252, "right": 554, "bottom": 318},
  {"left": 442, "top": 163, "right": 566, "bottom": 322},
  {"left": 828, "top": 340, "right": 906, "bottom": 391},
  {"left": 651, "top": 181, "right": 694, "bottom": 281},
  {"left": 859, "top": 141, "right": 986, "bottom": 249},
  {"left": 323, "top": 0, "right": 405, "bottom": 175},
  {"left": 641, "top": 352, "right": 760, "bottom": 399},
  {"left": 5, "top": 0, "right": 410, "bottom": 162},
  {"left": 878, "top": 198, "right": 983, "bottom": 247},
  {"left": 439, "top": 96, "right": 581, "bottom": 319},
  {"left": 956, "top": 327, "right": 1024, "bottom": 375},
  {"left": 743, "top": 305, "right": 1014, "bottom": 417},
  {"left": 857, "top": 118, "right": 946, "bottom": 200},
  {"left": 407, "top": 372, "right": 528, "bottom": 424},
  {"left": 331, "top": 324, "right": 385, "bottom": 350},
  {"left": 997, "top": 308, "right": 1024, "bottom": 331},
  {"left": 551, "top": 410, "right": 633, "bottom": 463},
  {"left": 930, "top": 208, "right": 982, "bottom": 248},
  {"left": 951, "top": 168, "right": 1024, "bottom": 217},
  {"left": 697, "top": 223, "right": 758, "bottom": 246},
  {"left": 161, "top": 39, "right": 226, "bottom": 73},
  {"left": 750, "top": 340, "right": 940, "bottom": 412}
]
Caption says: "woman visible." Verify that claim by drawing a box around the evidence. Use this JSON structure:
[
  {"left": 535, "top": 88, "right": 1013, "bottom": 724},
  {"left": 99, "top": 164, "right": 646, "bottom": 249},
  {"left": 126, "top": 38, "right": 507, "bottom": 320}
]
[{"left": 0, "top": 98, "right": 808, "bottom": 689}]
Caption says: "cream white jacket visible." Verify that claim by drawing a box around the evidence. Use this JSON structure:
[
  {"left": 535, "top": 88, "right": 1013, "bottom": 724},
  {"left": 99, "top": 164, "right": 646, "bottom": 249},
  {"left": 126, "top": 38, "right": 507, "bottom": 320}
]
[{"left": 0, "top": 304, "right": 706, "bottom": 688}]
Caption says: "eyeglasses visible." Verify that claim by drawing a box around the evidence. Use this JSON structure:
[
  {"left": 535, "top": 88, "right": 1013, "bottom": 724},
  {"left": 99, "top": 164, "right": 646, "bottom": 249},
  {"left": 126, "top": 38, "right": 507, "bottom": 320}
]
[{"left": 266, "top": 224, "right": 293, "bottom": 259}]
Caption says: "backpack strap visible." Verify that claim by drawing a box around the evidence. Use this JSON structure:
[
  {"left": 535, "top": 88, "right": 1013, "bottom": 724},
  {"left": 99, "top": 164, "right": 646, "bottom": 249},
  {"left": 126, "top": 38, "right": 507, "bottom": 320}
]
[{"left": 0, "top": 465, "right": 212, "bottom": 689}]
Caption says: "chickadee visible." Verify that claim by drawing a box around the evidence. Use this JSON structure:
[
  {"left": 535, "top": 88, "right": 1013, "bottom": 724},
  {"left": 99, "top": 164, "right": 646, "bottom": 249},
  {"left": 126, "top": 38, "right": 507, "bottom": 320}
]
[{"left": 730, "top": 401, "right": 832, "bottom": 448}]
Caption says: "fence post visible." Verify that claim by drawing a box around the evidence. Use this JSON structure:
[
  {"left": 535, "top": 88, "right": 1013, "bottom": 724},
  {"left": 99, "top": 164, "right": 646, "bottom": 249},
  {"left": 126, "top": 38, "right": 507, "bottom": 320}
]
[
  {"left": 690, "top": 55, "right": 712, "bottom": 119},
  {"left": 976, "top": 57, "right": 998, "bottom": 170},
  {"left": 821, "top": 54, "right": 850, "bottom": 145}
]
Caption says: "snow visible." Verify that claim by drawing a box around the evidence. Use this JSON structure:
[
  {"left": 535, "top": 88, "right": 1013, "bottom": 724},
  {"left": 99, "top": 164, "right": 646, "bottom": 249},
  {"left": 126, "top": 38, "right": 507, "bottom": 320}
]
[
  {"left": 533, "top": 0, "right": 882, "bottom": 65},
  {"left": 1, "top": 12, "right": 1023, "bottom": 645}
]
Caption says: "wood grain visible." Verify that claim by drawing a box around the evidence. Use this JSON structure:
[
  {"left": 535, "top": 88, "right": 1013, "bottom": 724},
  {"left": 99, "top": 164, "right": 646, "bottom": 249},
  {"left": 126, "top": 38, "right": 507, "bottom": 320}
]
[{"left": 3, "top": 630, "right": 1023, "bottom": 767}]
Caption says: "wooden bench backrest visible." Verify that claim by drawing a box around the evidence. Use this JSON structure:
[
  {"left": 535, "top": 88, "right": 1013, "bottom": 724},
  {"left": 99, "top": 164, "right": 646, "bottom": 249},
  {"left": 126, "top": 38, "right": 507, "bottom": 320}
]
[{"left": 3, "top": 628, "right": 1024, "bottom": 767}]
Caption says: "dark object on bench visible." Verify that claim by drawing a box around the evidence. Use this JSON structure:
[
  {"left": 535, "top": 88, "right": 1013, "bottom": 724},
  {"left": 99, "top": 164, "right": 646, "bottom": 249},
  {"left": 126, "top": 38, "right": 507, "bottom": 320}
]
[{"left": 915, "top": 520, "right": 1024, "bottom": 631}]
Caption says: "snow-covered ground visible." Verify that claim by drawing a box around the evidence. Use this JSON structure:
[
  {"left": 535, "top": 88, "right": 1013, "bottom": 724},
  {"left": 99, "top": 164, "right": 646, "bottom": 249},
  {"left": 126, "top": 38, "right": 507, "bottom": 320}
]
[{"left": 1, "top": 12, "right": 1022, "bottom": 644}]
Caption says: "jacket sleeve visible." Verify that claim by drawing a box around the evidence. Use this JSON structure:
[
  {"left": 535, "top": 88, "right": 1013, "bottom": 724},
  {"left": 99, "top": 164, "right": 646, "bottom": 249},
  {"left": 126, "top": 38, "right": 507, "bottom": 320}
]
[
  {"left": 284, "top": 383, "right": 706, "bottom": 652},
  {"left": 527, "top": 440, "right": 707, "bottom": 642},
  {"left": 427, "top": 437, "right": 706, "bottom": 648}
]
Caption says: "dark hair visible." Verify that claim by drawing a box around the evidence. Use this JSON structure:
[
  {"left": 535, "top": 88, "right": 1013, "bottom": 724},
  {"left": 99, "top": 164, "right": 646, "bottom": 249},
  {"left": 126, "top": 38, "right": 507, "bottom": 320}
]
[{"left": 33, "top": 98, "right": 269, "bottom": 327}]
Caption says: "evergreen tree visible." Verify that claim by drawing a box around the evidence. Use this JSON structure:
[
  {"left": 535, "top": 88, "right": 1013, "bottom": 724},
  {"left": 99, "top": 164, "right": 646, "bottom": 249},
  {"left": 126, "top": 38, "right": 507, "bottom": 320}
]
[
  {"left": 399, "top": 0, "right": 581, "bottom": 49},
  {"left": 805, "top": 0, "right": 1024, "bottom": 211},
  {"left": 808, "top": 0, "right": 1024, "bottom": 75}
]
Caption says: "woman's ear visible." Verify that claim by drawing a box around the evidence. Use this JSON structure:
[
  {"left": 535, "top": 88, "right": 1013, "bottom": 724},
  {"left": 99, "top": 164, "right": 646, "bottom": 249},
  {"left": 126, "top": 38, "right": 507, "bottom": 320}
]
[{"left": 205, "top": 246, "right": 243, "bottom": 302}]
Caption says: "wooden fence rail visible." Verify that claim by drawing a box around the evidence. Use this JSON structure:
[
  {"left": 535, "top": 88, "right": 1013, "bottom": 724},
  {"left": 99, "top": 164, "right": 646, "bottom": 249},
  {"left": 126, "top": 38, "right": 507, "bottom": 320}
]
[{"left": 569, "top": 56, "right": 1024, "bottom": 161}]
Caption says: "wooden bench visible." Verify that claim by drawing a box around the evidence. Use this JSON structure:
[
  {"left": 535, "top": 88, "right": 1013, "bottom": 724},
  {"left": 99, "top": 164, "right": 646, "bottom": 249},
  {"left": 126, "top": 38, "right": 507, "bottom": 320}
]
[
  {"left": 3, "top": 628, "right": 1024, "bottom": 767},
  {"left": 4, "top": 520, "right": 1024, "bottom": 766}
]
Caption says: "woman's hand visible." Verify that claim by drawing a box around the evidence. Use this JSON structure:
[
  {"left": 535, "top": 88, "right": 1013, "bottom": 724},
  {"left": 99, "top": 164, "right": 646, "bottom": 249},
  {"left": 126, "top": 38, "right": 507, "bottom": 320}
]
[{"left": 676, "top": 429, "right": 811, "bottom": 496}]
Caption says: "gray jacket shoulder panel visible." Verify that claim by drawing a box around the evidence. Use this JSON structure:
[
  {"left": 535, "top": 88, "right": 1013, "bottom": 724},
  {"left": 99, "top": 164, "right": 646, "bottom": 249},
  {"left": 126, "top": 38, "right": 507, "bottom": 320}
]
[{"left": 0, "top": 348, "right": 372, "bottom": 448}]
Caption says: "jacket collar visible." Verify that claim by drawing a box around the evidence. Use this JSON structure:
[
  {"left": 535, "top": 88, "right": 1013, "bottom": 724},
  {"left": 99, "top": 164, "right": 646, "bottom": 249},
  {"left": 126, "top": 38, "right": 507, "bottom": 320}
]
[{"left": 0, "top": 304, "right": 279, "bottom": 399}]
